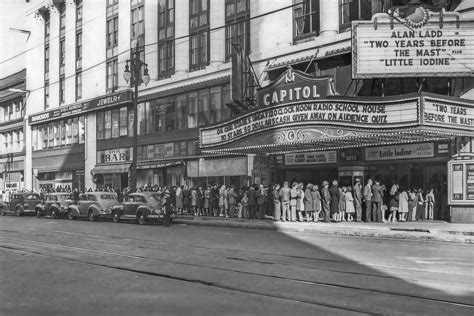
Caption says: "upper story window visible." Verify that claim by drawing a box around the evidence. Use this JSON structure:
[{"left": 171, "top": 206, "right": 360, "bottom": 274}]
[
  {"left": 131, "top": 1, "right": 145, "bottom": 46},
  {"left": 293, "top": 0, "right": 320, "bottom": 42},
  {"left": 106, "top": 1, "right": 119, "bottom": 59},
  {"left": 76, "top": 72, "right": 82, "bottom": 101},
  {"left": 106, "top": 58, "right": 118, "bottom": 94},
  {"left": 44, "top": 13, "right": 50, "bottom": 41},
  {"left": 44, "top": 46, "right": 50, "bottom": 81},
  {"left": 76, "top": 32, "right": 82, "bottom": 70},
  {"left": 340, "top": 0, "right": 374, "bottom": 31},
  {"left": 0, "top": 98, "right": 23, "bottom": 123},
  {"left": 76, "top": 0, "right": 83, "bottom": 27},
  {"left": 158, "top": 0, "right": 175, "bottom": 79},
  {"left": 31, "top": 116, "right": 85, "bottom": 150},
  {"left": 225, "top": 0, "right": 250, "bottom": 61},
  {"left": 59, "top": 37, "right": 65, "bottom": 66},
  {"left": 189, "top": 0, "right": 209, "bottom": 71},
  {"left": 59, "top": 76, "right": 65, "bottom": 104},
  {"left": 59, "top": 3, "right": 66, "bottom": 36},
  {"left": 44, "top": 84, "right": 49, "bottom": 110}
]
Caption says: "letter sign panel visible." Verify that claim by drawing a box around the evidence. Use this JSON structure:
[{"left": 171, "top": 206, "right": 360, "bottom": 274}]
[{"left": 352, "top": 12, "right": 474, "bottom": 78}]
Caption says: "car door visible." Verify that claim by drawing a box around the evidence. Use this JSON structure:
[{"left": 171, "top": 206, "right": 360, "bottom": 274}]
[
  {"left": 78, "top": 195, "right": 91, "bottom": 216},
  {"left": 124, "top": 195, "right": 139, "bottom": 217}
]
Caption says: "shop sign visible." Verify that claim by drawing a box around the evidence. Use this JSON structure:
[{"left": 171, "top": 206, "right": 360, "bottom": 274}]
[
  {"left": 423, "top": 96, "right": 474, "bottom": 130},
  {"left": 200, "top": 97, "right": 418, "bottom": 147},
  {"left": 467, "top": 164, "right": 474, "bottom": 200},
  {"left": 257, "top": 67, "right": 331, "bottom": 107},
  {"left": 452, "top": 164, "right": 464, "bottom": 200},
  {"left": 146, "top": 143, "right": 174, "bottom": 159},
  {"left": 285, "top": 151, "right": 337, "bottom": 165},
  {"left": 339, "top": 148, "right": 363, "bottom": 162},
  {"left": 29, "top": 90, "right": 132, "bottom": 124},
  {"left": 437, "top": 143, "right": 450, "bottom": 155},
  {"left": 365, "top": 143, "right": 434, "bottom": 161},
  {"left": 98, "top": 147, "right": 131, "bottom": 163},
  {"left": 352, "top": 13, "right": 474, "bottom": 78}
]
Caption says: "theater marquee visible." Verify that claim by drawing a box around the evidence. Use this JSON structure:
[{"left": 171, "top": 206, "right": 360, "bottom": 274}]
[{"left": 352, "top": 11, "right": 474, "bottom": 78}]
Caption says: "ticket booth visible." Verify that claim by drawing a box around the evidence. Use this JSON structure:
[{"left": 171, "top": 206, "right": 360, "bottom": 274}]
[{"left": 338, "top": 166, "right": 371, "bottom": 187}]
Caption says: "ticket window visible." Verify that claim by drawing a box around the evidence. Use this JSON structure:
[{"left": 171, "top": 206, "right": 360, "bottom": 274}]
[{"left": 338, "top": 167, "right": 368, "bottom": 187}]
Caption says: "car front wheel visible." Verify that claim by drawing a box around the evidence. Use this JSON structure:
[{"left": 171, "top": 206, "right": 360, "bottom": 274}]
[
  {"left": 1, "top": 208, "right": 6, "bottom": 216},
  {"left": 36, "top": 209, "right": 42, "bottom": 218},
  {"left": 15, "top": 208, "right": 22, "bottom": 217},
  {"left": 112, "top": 211, "right": 120, "bottom": 223},
  {"left": 88, "top": 210, "right": 95, "bottom": 222},
  {"left": 67, "top": 210, "right": 75, "bottom": 220},
  {"left": 137, "top": 213, "right": 146, "bottom": 225},
  {"left": 51, "top": 208, "right": 58, "bottom": 219}
]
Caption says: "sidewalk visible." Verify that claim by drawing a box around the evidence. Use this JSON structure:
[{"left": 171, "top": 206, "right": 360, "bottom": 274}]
[{"left": 173, "top": 216, "right": 474, "bottom": 244}]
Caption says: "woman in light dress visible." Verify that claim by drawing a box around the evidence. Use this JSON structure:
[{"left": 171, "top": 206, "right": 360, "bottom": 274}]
[
  {"left": 398, "top": 186, "right": 409, "bottom": 222},
  {"left": 345, "top": 187, "right": 355, "bottom": 222}
]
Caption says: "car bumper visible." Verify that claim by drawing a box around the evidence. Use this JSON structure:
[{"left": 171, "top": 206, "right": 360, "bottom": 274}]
[{"left": 146, "top": 214, "right": 164, "bottom": 220}]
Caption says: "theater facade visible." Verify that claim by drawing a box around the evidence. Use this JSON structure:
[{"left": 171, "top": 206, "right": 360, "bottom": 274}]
[{"left": 200, "top": 70, "right": 474, "bottom": 222}]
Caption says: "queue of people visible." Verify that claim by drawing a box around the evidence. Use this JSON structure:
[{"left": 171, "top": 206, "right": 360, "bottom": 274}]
[{"left": 20, "top": 180, "right": 436, "bottom": 223}]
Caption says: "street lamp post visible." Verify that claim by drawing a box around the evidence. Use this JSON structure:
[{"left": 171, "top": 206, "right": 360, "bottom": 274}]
[{"left": 123, "top": 43, "right": 150, "bottom": 192}]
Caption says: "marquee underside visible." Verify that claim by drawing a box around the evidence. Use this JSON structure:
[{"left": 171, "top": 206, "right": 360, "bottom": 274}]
[{"left": 200, "top": 126, "right": 471, "bottom": 155}]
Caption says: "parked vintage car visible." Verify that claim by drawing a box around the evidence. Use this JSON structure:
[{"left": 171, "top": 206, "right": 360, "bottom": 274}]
[
  {"left": 36, "top": 192, "right": 74, "bottom": 218},
  {"left": 67, "top": 192, "right": 120, "bottom": 221},
  {"left": 1, "top": 192, "right": 42, "bottom": 217},
  {"left": 111, "top": 192, "right": 170, "bottom": 225}
]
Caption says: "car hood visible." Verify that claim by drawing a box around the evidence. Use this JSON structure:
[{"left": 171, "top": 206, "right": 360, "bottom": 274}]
[{"left": 99, "top": 199, "right": 120, "bottom": 209}]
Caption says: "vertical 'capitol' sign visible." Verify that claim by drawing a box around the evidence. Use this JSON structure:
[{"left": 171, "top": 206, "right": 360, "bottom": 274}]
[
  {"left": 352, "top": 10, "right": 474, "bottom": 78},
  {"left": 257, "top": 66, "right": 331, "bottom": 107}
]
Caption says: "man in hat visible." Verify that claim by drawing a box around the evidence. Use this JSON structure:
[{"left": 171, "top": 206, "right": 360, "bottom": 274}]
[
  {"left": 372, "top": 179, "right": 384, "bottom": 223},
  {"left": 279, "top": 181, "right": 290, "bottom": 221},
  {"left": 162, "top": 188, "right": 172, "bottom": 227},
  {"left": 363, "top": 179, "right": 373, "bottom": 223},
  {"left": 353, "top": 178, "right": 363, "bottom": 222},
  {"left": 321, "top": 181, "right": 331, "bottom": 223}
]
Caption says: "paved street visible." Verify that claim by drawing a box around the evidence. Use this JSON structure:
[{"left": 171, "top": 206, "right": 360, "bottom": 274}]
[{"left": 0, "top": 216, "right": 473, "bottom": 315}]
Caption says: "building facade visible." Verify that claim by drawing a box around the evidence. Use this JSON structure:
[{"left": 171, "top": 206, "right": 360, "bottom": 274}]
[{"left": 2, "top": 0, "right": 474, "bottom": 221}]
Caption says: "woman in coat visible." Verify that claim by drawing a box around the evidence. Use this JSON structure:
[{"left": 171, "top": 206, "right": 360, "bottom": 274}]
[
  {"left": 204, "top": 185, "right": 211, "bottom": 216},
  {"left": 398, "top": 187, "right": 409, "bottom": 222},
  {"left": 175, "top": 185, "right": 183, "bottom": 215},
  {"left": 329, "top": 180, "right": 340, "bottom": 221},
  {"left": 311, "top": 184, "right": 321, "bottom": 222},
  {"left": 304, "top": 183, "right": 314, "bottom": 221},
  {"left": 338, "top": 187, "right": 347, "bottom": 222},
  {"left": 182, "top": 186, "right": 191, "bottom": 215},
  {"left": 190, "top": 186, "right": 197, "bottom": 215},
  {"left": 345, "top": 187, "right": 355, "bottom": 222},
  {"left": 296, "top": 182, "right": 305, "bottom": 221},
  {"left": 196, "top": 186, "right": 204, "bottom": 216}
]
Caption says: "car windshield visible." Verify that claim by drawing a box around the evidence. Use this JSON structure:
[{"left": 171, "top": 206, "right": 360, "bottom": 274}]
[
  {"left": 59, "top": 194, "right": 73, "bottom": 200},
  {"left": 100, "top": 194, "right": 117, "bottom": 200},
  {"left": 147, "top": 194, "right": 161, "bottom": 203},
  {"left": 25, "top": 194, "right": 40, "bottom": 200}
]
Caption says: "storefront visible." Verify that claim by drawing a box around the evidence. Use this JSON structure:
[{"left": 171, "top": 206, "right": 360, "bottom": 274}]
[
  {"left": 92, "top": 147, "right": 132, "bottom": 190},
  {"left": 29, "top": 90, "right": 133, "bottom": 192},
  {"left": 199, "top": 68, "right": 474, "bottom": 221}
]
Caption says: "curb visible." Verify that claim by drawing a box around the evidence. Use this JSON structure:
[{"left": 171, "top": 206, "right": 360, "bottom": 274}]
[{"left": 173, "top": 218, "right": 474, "bottom": 244}]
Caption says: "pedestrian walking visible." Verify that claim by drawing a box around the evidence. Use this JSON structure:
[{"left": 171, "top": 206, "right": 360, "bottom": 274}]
[
  {"left": 345, "top": 187, "right": 355, "bottom": 222},
  {"left": 247, "top": 185, "right": 257, "bottom": 219},
  {"left": 353, "top": 178, "right": 363, "bottom": 222},
  {"left": 311, "top": 184, "right": 321, "bottom": 222},
  {"left": 279, "top": 181, "right": 291, "bottom": 222},
  {"left": 372, "top": 179, "right": 384, "bottom": 223},
  {"left": 321, "top": 181, "right": 331, "bottom": 223},
  {"left": 304, "top": 183, "right": 313, "bottom": 221},
  {"left": 398, "top": 187, "right": 409, "bottom": 222},
  {"left": 290, "top": 182, "right": 298, "bottom": 222},
  {"left": 256, "top": 184, "right": 265, "bottom": 220},
  {"left": 426, "top": 188, "right": 435, "bottom": 220},
  {"left": 363, "top": 179, "right": 373, "bottom": 223},
  {"left": 273, "top": 184, "right": 281, "bottom": 221},
  {"left": 329, "top": 180, "right": 340, "bottom": 222}
]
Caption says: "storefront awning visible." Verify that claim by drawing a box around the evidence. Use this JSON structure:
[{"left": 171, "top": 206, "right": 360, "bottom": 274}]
[
  {"left": 92, "top": 163, "right": 131, "bottom": 174},
  {"left": 137, "top": 160, "right": 184, "bottom": 170},
  {"left": 199, "top": 92, "right": 474, "bottom": 155}
]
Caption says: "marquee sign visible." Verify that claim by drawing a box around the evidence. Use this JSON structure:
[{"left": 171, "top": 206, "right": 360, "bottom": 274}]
[
  {"left": 200, "top": 95, "right": 419, "bottom": 147},
  {"left": 257, "top": 67, "right": 331, "bottom": 107},
  {"left": 422, "top": 95, "right": 474, "bottom": 130},
  {"left": 285, "top": 151, "right": 337, "bottom": 165},
  {"left": 29, "top": 90, "right": 132, "bottom": 124},
  {"left": 352, "top": 11, "right": 474, "bottom": 78},
  {"left": 365, "top": 143, "right": 434, "bottom": 161}
]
